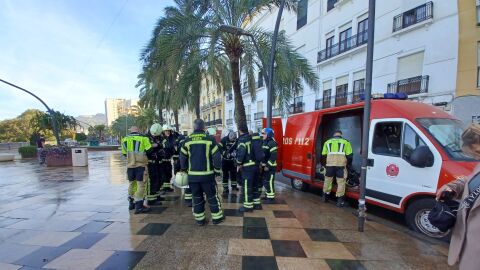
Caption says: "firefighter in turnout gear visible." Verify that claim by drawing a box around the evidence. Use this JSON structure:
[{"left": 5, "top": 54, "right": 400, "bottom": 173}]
[
  {"left": 179, "top": 119, "right": 225, "bottom": 225},
  {"left": 160, "top": 125, "right": 175, "bottom": 192},
  {"left": 261, "top": 128, "right": 278, "bottom": 203},
  {"left": 321, "top": 130, "right": 353, "bottom": 207},
  {"left": 219, "top": 131, "right": 238, "bottom": 195},
  {"left": 250, "top": 131, "right": 265, "bottom": 210},
  {"left": 236, "top": 126, "right": 259, "bottom": 212},
  {"left": 121, "top": 126, "right": 153, "bottom": 214},
  {"left": 145, "top": 123, "right": 164, "bottom": 205}
]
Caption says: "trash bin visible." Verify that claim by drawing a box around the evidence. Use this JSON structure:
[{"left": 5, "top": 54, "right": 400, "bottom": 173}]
[{"left": 72, "top": 148, "right": 88, "bottom": 167}]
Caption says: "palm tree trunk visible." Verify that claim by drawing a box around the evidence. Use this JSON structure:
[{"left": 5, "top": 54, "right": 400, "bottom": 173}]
[
  {"left": 157, "top": 105, "right": 164, "bottom": 124},
  {"left": 173, "top": 109, "right": 179, "bottom": 132},
  {"left": 230, "top": 58, "right": 246, "bottom": 129}
]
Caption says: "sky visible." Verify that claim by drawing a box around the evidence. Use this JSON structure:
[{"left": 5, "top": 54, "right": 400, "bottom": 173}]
[{"left": 0, "top": 0, "right": 174, "bottom": 120}]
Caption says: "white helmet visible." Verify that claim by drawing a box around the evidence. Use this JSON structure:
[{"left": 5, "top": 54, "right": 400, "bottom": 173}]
[
  {"left": 149, "top": 123, "right": 163, "bottom": 136},
  {"left": 162, "top": 124, "right": 173, "bottom": 131},
  {"left": 175, "top": 171, "right": 189, "bottom": 187},
  {"left": 206, "top": 127, "right": 216, "bottom": 136}
]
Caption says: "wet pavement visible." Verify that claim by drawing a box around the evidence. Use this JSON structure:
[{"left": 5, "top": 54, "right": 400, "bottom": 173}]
[{"left": 0, "top": 151, "right": 455, "bottom": 270}]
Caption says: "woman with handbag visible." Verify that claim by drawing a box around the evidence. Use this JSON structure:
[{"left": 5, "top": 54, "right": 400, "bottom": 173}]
[{"left": 436, "top": 123, "right": 480, "bottom": 270}]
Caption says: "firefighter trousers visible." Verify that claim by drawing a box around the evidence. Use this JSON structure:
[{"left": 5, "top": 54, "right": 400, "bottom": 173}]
[
  {"left": 146, "top": 162, "right": 161, "bottom": 201},
  {"left": 160, "top": 161, "right": 173, "bottom": 190},
  {"left": 190, "top": 180, "right": 224, "bottom": 221},
  {"left": 241, "top": 166, "right": 256, "bottom": 209},
  {"left": 263, "top": 167, "right": 276, "bottom": 199},
  {"left": 184, "top": 186, "right": 192, "bottom": 202},
  {"left": 222, "top": 160, "right": 237, "bottom": 190},
  {"left": 323, "top": 166, "right": 347, "bottom": 197},
  {"left": 127, "top": 167, "right": 146, "bottom": 202},
  {"left": 252, "top": 166, "right": 262, "bottom": 206}
]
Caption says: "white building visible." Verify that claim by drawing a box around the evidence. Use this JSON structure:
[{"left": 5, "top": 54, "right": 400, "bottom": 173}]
[
  {"left": 104, "top": 98, "right": 140, "bottom": 126},
  {"left": 225, "top": 0, "right": 459, "bottom": 131}
]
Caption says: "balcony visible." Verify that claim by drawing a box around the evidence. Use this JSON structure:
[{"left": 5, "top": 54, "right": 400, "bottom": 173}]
[
  {"left": 226, "top": 118, "right": 233, "bottom": 126},
  {"left": 215, "top": 98, "right": 221, "bottom": 105},
  {"left": 254, "top": 112, "right": 264, "bottom": 120},
  {"left": 258, "top": 78, "right": 264, "bottom": 88},
  {"left": 241, "top": 86, "right": 249, "bottom": 95},
  {"left": 214, "top": 118, "right": 222, "bottom": 125},
  {"left": 317, "top": 30, "right": 368, "bottom": 63},
  {"left": 315, "top": 92, "right": 365, "bottom": 110},
  {"left": 393, "top": 2, "right": 433, "bottom": 33},
  {"left": 226, "top": 93, "right": 233, "bottom": 102},
  {"left": 289, "top": 102, "right": 305, "bottom": 114},
  {"left": 387, "top": 75, "right": 429, "bottom": 95},
  {"left": 315, "top": 98, "right": 331, "bottom": 110},
  {"left": 272, "top": 108, "right": 282, "bottom": 117}
]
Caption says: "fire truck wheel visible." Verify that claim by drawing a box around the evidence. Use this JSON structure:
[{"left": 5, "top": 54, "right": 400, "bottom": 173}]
[
  {"left": 291, "top": 178, "right": 308, "bottom": 191},
  {"left": 405, "top": 198, "right": 450, "bottom": 239}
]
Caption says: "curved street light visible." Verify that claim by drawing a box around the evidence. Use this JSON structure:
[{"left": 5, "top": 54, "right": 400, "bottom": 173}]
[{"left": 0, "top": 78, "right": 61, "bottom": 145}]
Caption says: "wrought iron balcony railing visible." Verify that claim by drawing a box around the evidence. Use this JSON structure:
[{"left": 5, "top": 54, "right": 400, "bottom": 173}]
[
  {"left": 254, "top": 112, "right": 264, "bottom": 120},
  {"left": 387, "top": 75, "right": 429, "bottom": 95},
  {"left": 317, "top": 30, "right": 368, "bottom": 63},
  {"left": 393, "top": 1, "right": 433, "bottom": 32}
]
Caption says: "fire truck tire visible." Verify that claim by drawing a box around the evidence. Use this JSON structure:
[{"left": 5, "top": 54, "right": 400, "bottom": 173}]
[
  {"left": 405, "top": 198, "right": 450, "bottom": 239},
  {"left": 291, "top": 178, "right": 308, "bottom": 192}
]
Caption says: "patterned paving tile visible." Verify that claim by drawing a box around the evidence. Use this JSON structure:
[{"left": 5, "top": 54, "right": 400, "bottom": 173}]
[
  {"left": 60, "top": 232, "right": 107, "bottom": 249},
  {"left": 299, "top": 241, "right": 356, "bottom": 260},
  {"left": 136, "top": 223, "right": 171, "bottom": 236},
  {"left": 90, "top": 233, "right": 148, "bottom": 251},
  {"left": 223, "top": 209, "right": 244, "bottom": 217},
  {"left": 14, "top": 246, "right": 70, "bottom": 268},
  {"left": 0, "top": 243, "right": 40, "bottom": 264},
  {"left": 275, "top": 257, "right": 331, "bottom": 270},
  {"left": 44, "top": 249, "right": 114, "bottom": 270},
  {"left": 268, "top": 228, "right": 311, "bottom": 241},
  {"left": 243, "top": 217, "right": 267, "bottom": 228},
  {"left": 305, "top": 229, "right": 339, "bottom": 242},
  {"left": 273, "top": 210, "right": 296, "bottom": 218},
  {"left": 228, "top": 239, "right": 274, "bottom": 256},
  {"left": 242, "top": 256, "right": 278, "bottom": 270},
  {"left": 0, "top": 262, "right": 21, "bottom": 270},
  {"left": 74, "top": 221, "right": 112, "bottom": 233},
  {"left": 265, "top": 218, "right": 303, "bottom": 228},
  {"left": 21, "top": 231, "right": 80, "bottom": 247},
  {"left": 96, "top": 251, "right": 146, "bottom": 270},
  {"left": 325, "top": 259, "right": 366, "bottom": 270},
  {"left": 271, "top": 240, "right": 307, "bottom": 258},
  {"left": 243, "top": 226, "right": 270, "bottom": 239}
]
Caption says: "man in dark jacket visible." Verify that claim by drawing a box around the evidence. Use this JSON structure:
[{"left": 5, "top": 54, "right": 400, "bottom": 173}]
[
  {"left": 160, "top": 125, "right": 176, "bottom": 192},
  {"left": 180, "top": 119, "right": 224, "bottom": 225},
  {"left": 219, "top": 131, "right": 238, "bottom": 195},
  {"left": 145, "top": 123, "right": 165, "bottom": 205},
  {"left": 250, "top": 131, "right": 265, "bottom": 210},
  {"left": 236, "top": 126, "right": 258, "bottom": 212}
]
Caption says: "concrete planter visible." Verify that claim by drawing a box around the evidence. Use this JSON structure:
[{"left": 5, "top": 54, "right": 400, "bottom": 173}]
[{"left": 44, "top": 147, "right": 73, "bottom": 167}]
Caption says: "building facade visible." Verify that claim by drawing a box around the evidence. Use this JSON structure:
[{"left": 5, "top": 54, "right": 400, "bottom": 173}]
[
  {"left": 200, "top": 78, "right": 225, "bottom": 132},
  {"left": 104, "top": 98, "right": 139, "bottom": 126},
  {"left": 452, "top": 0, "right": 480, "bottom": 124},
  {"left": 225, "top": 0, "right": 463, "bottom": 131},
  {"left": 161, "top": 106, "right": 196, "bottom": 135}
]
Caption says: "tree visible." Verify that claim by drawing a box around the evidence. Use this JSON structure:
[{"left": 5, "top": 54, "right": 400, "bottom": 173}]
[
  {"left": 110, "top": 115, "right": 138, "bottom": 138},
  {"left": 139, "top": 0, "right": 318, "bottom": 128},
  {"left": 93, "top": 124, "right": 106, "bottom": 140}
]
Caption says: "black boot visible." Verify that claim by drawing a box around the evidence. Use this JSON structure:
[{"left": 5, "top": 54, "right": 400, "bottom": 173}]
[
  {"left": 196, "top": 219, "right": 208, "bottom": 226},
  {"left": 254, "top": 204, "right": 263, "bottom": 210},
  {"left": 212, "top": 216, "right": 225, "bottom": 225},
  {"left": 263, "top": 198, "right": 275, "bottom": 204},
  {"left": 128, "top": 198, "right": 135, "bottom": 210},
  {"left": 336, "top": 196, "right": 346, "bottom": 208},
  {"left": 238, "top": 206, "right": 253, "bottom": 213},
  {"left": 322, "top": 193, "right": 330, "bottom": 203},
  {"left": 134, "top": 201, "right": 151, "bottom": 214}
]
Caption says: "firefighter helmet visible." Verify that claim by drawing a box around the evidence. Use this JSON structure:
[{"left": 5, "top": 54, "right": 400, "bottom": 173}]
[
  {"left": 175, "top": 171, "right": 188, "bottom": 187},
  {"left": 162, "top": 124, "right": 173, "bottom": 131},
  {"left": 149, "top": 123, "right": 163, "bottom": 136},
  {"left": 206, "top": 127, "right": 216, "bottom": 136}
]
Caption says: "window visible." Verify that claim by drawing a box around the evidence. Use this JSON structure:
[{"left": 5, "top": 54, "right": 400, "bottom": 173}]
[
  {"left": 397, "top": 51, "right": 424, "bottom": 81},
  {"left": 339, "top": 27, "right": 352, "bottom": 53},
  {"left": 297, "top": 0, "right": 308, "bottom": 29},
  {"left": 258, "top": 71, "right": 264, "bottom": 88},
  {"left": 325, "top": 36, "right": 334, "bottom": 58},
  {"left": 357, "top": 18, "right": 368, "bottom": 44},
  {"left": 372, "top": 122, "right": 402, "bottom": 156},
  {"left": 257, "top": 100, "right": 263, "bottom": 112},
  {"left": 213, "top": 112, "right": 216, "bottom": 121},
  {"left": 323, "top": 88, "right": 332, "bottom": 109},
  {"left": 218, "top": 110, "right": 221, "bottom": 119},
  {"left": 228, "top": 110, "right": 232, "bottom": 119},
  {"left": 335, "top": 76, "right": 348, "bottom": 106},
  {"left": 477, "top": 42, "right": 480, "bottom": 88},
  {"left": 353, "top": 70, "right": 365, "bottom": 103},
  {"left": 477, "top": 0, "right": 480, "bottom": 25},
  {"left": 402, "top": 124, "right": 426, "bottom": 161},
  {"left": 327, "top": 0, "right": 338, "bottom": 12}
]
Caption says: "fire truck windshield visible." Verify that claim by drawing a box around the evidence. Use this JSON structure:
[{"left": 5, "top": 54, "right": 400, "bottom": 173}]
[{"left": 417, "top": 118, "right": 476, "bottom": 161}]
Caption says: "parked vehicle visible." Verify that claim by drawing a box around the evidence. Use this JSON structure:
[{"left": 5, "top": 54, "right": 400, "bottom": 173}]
[{"left": 267, "top": 97, "right": 479, "bottom": 238}]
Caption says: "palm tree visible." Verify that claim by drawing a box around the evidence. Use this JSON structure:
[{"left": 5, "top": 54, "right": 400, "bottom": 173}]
[{"left": 139, "top": 0, "right": 318, "bottom": 128}]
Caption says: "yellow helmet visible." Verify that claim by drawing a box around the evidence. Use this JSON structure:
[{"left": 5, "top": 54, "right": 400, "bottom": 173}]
[
  {"left": 149, "top": 123, "right": 163, "bottom": 136},
  {"left": 174, "top": 171, "right": 189, "bottom": 187}
]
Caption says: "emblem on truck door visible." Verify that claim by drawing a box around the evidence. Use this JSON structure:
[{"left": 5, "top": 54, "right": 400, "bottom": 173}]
[{"left": 386, "top": 164, "right": 399, "bottom": 178}]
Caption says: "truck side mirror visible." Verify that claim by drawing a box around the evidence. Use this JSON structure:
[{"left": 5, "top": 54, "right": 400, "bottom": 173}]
[{"left": 409, "top": 146, "right": 434, "bottom": 168}]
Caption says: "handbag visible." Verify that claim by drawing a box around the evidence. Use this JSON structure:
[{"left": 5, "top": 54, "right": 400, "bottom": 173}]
[{"left": 428, "top": 183, "right": 480, "bottom": 232}]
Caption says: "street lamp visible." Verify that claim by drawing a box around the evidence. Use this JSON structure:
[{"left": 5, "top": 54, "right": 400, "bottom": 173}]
[
  {"left": 0, "top": 78, "right": 61, "bottom": 145},
  {"left": 358, "top": 0, "right": 376, "bottom": 232}
]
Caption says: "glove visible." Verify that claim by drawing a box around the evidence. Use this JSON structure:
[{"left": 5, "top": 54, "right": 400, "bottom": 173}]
[{"left": 436, "top": 187, "right": 455, "bottom": 202}]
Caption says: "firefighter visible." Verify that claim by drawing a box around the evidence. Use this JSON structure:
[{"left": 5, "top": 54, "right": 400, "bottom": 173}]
[
  {"left": 261, "top": 127, "right": 278, "bottom": 204},
  {"left": 321, "top": 130, "right": 353, "bottom": 207},
  {"left": 145, "top": 123, "right": 164, "bottom": 205},
  {"left": 179, "top": 119, "right": 225, "bottom": 225},
  {"left": 160, "top": 125, "right": 175, "bottom": 192},
  {"left": 236, "top": 126, "right": 258, "bottom": 212},
  {"left": 250, "top": 131, "right": 265, "bottom": 210},
  {"left": 121, "top": 126, "right": 153, "bottom": 214},
  {"left": 219, "top": 131, "right": 238, "bottom": 195}
]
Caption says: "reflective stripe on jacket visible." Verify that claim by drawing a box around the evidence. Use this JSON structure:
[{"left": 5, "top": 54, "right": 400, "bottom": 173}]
[
  {"left": 121, "top": 133, "right": 152, "bottom": 168},
  {"left": 321, "top": 137, "right": 352, "bottom": 167}
]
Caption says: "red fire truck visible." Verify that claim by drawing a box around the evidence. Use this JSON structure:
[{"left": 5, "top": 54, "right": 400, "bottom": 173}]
[{"left": 267, "top": 98, "right": 479, "bottom": 238}]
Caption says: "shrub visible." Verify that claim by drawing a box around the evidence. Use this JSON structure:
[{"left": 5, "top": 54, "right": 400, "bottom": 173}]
[{"left": 18, "top": 146, "right": 38, "bottom": 158}]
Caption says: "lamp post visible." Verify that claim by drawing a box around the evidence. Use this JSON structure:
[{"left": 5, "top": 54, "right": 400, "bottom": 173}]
[
  {"left": 358, "top": 0, "right": 376, "bottom": 232},
  {"left": 0, "top": 78, "right": 61, "bottom": 145}
]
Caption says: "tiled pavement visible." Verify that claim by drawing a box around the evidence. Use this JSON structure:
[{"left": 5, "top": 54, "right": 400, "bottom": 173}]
[{"left": 0, "top": 151, "right": 455, "bottom": 270}]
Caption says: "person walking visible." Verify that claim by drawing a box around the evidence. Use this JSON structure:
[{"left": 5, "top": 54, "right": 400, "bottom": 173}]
[
  {"left": 437, "top": 123, "right": 480, "bottom": 270},
  {"left": 261, "top": 128, "right": 278, "bottom": 204},
  {"left": 179, "top": 119, "right": 225, "bottom": 225},
  {"left": 121, "top": 126, "right": 153, "bottom": 214},
  {"left": 219, "top": 131, "right": 238, "bottom": 195},
  {"left": 236, "top": 126, "right": 258, "bottom": 212},
  {"left": 321, "top": 130, "right": 353, "bottom": 207}
]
